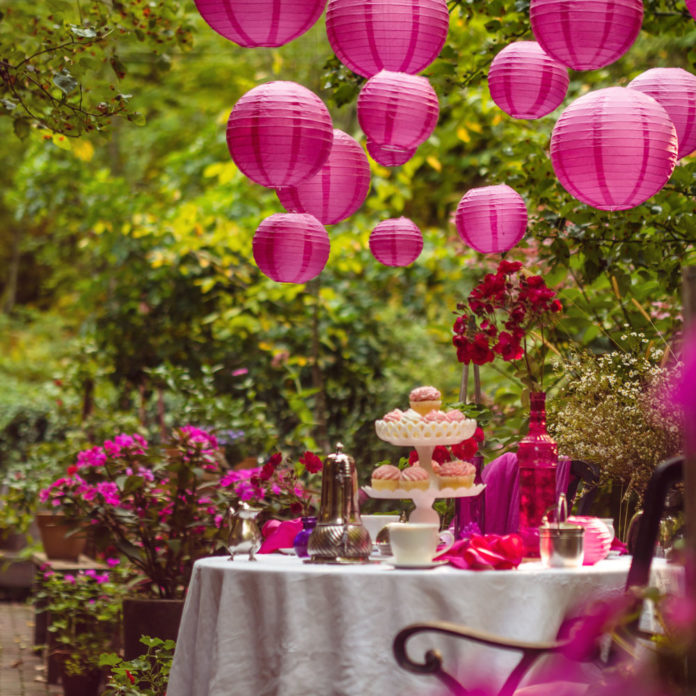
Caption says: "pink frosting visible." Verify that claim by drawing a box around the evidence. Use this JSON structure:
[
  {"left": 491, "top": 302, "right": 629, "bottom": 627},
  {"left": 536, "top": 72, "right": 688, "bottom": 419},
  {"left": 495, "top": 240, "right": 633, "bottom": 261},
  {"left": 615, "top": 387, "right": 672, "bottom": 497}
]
[
  {"left": 401, "top": 466, "right": 429, "bottom": 481},
  {"left": 423, "top": 410, "right": 448, "bottom": 422},
  {"left": 383, "top": 409, "right": 404, "bottom": 422},
  {"left": 445, "top": 410, "right": 465, "bottom": 422},
  {"left": 439, "top": 460, "right": 475, "bottom": 477},
  {"left": 409, "top": 385, "right": 441, "bottom": 402},
  {"left": 372, "top": 464, "right": 401, "bottom": 480}
]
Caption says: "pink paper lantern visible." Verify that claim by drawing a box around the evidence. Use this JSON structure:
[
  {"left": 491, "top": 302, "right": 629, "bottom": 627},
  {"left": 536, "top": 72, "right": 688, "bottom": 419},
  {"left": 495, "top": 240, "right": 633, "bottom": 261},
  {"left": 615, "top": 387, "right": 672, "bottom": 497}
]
[
  {"left": 194, "top": 0, "right": 326, "bottom": 48},
  {"left": 253, "top": 213, "right": 330, "bottom": 283},
  {"left": 568, "top": 516, "right": 612, "bottom": 565},
  {"left": 227, "top": 82, "right": 333, "bottom": 189},
  {"left": 358, "top": 71, "right": 439, "bottom": 152},
  {"left": 550, "top": 87, "right": 678, "bottom": 211},
  {"left": 366, "top": 140, "right": 417, "bottom": 167},
  {"left": 369, "top": 217, "right": 423, "bottom": 266},
  {"left": 455, "top": 185, "right": 528, "bottom": 254},
  {"left": 530, "top": 0, "right": 643, "bottom": 71},
  {"left": 688, "top": 0, "right": 696, "bottom": 21},
  {"left": 326, "top": 0, "right": 449, "bottom": 78},
  {"left": 628, "top": 67, "right": 696, "bottom": 160},
  {"left": 276, "top": 130, "right": 370, "bottom": 225},
  {"left": 488, "top": 41, "right": 569, "bottom": 120}
]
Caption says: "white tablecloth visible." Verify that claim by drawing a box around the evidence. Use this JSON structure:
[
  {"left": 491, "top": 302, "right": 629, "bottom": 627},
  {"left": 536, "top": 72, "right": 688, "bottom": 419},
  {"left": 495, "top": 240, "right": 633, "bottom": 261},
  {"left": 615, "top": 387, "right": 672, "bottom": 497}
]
[{"left": 167, "top": 554, "right": 676, "bottom": 696}]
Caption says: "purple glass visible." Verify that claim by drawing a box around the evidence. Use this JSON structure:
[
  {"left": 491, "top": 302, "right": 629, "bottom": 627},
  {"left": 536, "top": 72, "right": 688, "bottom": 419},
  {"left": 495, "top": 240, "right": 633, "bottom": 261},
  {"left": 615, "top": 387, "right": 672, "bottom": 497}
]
[
  {"left": 517, "top": 392, "right": 558, "bottom": 554},
  {"left": 293, "top": 516, "right": 317, "bottom": 558},
  {"left": 454, "top": 454, "right": 485, "bottom": 539}
]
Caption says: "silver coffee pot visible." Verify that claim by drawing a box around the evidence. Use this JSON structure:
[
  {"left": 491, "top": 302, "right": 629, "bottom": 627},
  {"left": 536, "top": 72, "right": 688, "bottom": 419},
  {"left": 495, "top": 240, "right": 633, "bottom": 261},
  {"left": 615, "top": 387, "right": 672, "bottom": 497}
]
[
  {"left": 307, "top": 443, "right": 371, "bottom": 563},
  {"left": 227, "top": 501, "right": 263, "bottom": 561}
]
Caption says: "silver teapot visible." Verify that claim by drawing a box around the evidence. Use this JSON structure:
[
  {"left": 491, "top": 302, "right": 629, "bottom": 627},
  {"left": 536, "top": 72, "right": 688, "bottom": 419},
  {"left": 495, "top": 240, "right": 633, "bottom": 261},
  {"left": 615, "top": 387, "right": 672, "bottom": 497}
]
[
  {"left": 227, "top": 501, "right": 263, "bottom": 561},
  {"left": 307, "top": 443, "right": 371, "bottom": 563}
]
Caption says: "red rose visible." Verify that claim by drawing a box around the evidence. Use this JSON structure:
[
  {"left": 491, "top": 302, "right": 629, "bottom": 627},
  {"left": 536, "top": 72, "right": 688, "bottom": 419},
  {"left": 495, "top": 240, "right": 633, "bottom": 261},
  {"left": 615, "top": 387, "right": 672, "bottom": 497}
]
[
  {"left": 498, "top": 260, "right": 522, "bottom": 275},
  {"left": 299, "top": 451, "right": 323, "bottom": 474},
  {"left": 453, "top": 316, "right": 468, "bottom": 334},
  {"left": 67, "top": 465, "right": 78, "bottom": 476},
  {"left": 470, "top": 333, "right": 495, "bottom": 365},
  {"left": 525, "top": 275, "right": 545, "bottom": 288},
  {"left": 494, "top": 331, "right": 523, "bottom": 361},
  {"left": 551, "top": 299, "right": 562, "bottom": 313},
  {"left": 451, "top": 438, "right": 477, "bottom": 461},
  {"left": 432, "top": 446, "right": 451, "bottom": 464}
]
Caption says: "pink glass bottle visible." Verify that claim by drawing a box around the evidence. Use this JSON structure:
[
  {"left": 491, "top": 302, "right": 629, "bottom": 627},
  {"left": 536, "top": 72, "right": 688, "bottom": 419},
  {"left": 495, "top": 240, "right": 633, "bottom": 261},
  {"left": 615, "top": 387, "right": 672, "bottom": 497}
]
[{"left": 517, "top": 392, "right": 558, "bottom": 552}]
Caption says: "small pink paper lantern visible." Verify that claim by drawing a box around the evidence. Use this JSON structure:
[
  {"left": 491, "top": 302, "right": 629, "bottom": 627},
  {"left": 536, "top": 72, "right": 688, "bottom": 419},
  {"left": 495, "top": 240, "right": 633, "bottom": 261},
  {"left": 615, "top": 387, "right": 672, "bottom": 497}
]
[
  {"left": 550, "top": 87, "right": 678, "bottom": 211},
  {"left": 358, "top": 71, "right": 439, "bottom": 152},
  {"left": 530, "top": 0, "right": 643, "bottom": 71},
  {"left": 276, "top": 130, "right": 370, "bottom": 225},
  {"left": 326, "top": 0, "right": 449, "bottom": 78},
  {"left": 369, "top": 217, "right": 423, "bottom": 267},
  {"left": 628, "top": 67, "right": 696, "bottom": 160},
  {"left": 568, "top": 516, "right": 612, "bottom": 565},
  {"left": 253, "top": 213, "right": 330, "bottom": 284},
  {"left": 227, "top": 81, "right": 334, "bottom": 189},
  {"left": 488, "top": 41, "right": 569, "bottom": 120},
  {"left": 366, "top": 140, "right": 417, "bottom": 167},
  {"left": 688, "top": 0, "right": 696, "bottom": 21},
  {"left": 194, "top": 0, "right": 326, "bottom": 48},
  {"left": 455, "top": 185, "right": 528, "bottom": 254}
]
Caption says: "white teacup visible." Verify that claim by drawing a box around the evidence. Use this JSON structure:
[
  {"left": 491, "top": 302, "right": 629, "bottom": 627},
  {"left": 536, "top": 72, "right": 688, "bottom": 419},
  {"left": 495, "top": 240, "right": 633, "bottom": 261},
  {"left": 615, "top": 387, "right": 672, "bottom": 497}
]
[
  {"left": 361, "top": 515, "right": 400, "bottom": 543},
  {"left": 387, "top": 522, "right": 455, "bottom": 566}
]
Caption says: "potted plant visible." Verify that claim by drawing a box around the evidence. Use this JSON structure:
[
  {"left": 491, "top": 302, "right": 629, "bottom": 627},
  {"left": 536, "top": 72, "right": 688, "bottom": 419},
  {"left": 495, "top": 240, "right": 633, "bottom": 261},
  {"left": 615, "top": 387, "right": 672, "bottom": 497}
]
[{"left": 32, "top": 564, "right": 128, "bottom": 696}]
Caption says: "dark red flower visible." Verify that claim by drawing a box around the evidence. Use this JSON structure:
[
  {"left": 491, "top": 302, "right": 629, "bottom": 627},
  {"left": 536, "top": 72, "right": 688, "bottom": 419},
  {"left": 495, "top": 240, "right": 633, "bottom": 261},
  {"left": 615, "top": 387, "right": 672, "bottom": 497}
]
[
  {"left": 451, "top": 438, "right": 477, "bottom": 461},
  {"left": 473, "top": 427, "right": 485, "bottom": 442},
  {"left": 470, "top": 333, "right": 495, "bottom": 365},
  {"left": 494, "top": 331, "right": 523, "bottom": 361},
  {"left": 525, "top": 275, "right": 545, "bottom": 288},
  {"left": 432, "top": 446, "right": 451, "bottom": 464},
  {"left": 550, "top": 299, "right": 562, "bottom": 313},
  {"left": 453, "top": 316, "right": 468, "bottom": 334},
  {"left": 299, "top": 451, "right": 323, "bottom": 474},
  {"left": 498, "top": 260, "right": 523, "bottom": 274},
  {"left": 126, "top": 670, "right": 135, "bottom": 684},
  {"left": 67, "top": 465, "right": 78, "bottom": 476}
]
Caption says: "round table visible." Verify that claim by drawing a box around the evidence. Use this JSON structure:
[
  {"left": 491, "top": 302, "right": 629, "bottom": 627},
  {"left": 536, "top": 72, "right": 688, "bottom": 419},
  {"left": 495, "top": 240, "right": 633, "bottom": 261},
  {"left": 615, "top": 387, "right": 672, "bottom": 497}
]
[{"left": 167, "top": 554, "right": 676, "bottom": 696}]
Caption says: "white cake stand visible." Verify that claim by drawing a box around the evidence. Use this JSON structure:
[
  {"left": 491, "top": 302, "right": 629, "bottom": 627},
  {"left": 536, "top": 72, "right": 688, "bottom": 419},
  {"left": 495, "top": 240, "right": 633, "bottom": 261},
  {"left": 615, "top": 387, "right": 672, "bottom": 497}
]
[{"left": 367, "top": 426, "right": 485, "bottom": 525}]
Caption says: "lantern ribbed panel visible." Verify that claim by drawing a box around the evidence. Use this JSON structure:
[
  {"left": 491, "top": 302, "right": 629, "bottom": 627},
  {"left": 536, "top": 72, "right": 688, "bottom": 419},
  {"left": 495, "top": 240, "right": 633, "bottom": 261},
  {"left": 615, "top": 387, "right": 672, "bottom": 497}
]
[
  {"left": 326, "top": 0, "right": 449, "bottom": 78},
  {"left": 530, "top": 0, "right": 643, "bottom": 71},
  {"left": 366, "top": 140, "right": 417, "bottom": 166},
  {"left": 550, "top": 87, "right": 678, "bottom": 211},
  {"left": 227, "top": 82, "right": 334, "bottom": 189},
  {"left": 488, "top": 41, "right": 569, "bottom": 120},
  {"left": 369, "top": 217, "right": 423, "bottom": 266},
  {"left": 628, "top": 68, "right": 696, "bottom": 160},
  {"left": 455, "top": 185, "right": 528, "bottom": 254},
  {"left": 194, "top": 0, "right": 326, "bottom": 48},
  {"left": 358, "top": 71, "right": 439, "bottom": 151},
  {"left": 253, "top": 213, "right": 330, "bottom": 283},
  {"left": 276, "top": 130, "right": 371, "bottom": 225}
]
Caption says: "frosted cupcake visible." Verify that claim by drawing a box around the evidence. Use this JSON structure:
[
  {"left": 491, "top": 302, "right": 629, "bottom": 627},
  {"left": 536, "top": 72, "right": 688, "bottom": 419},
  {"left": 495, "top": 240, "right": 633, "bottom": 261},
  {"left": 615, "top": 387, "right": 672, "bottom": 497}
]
[
  {"left": 400, "top": 465, "right": 430, "bottom": 491},
  {"left": 371, "top": 464, "right": 401, "bottom": 491},
  {"left": 408, "top": 386, "right": 442, "bottom": 416},
  {"left": 438, "top": 460, "right": 476, "bottom": 489}
]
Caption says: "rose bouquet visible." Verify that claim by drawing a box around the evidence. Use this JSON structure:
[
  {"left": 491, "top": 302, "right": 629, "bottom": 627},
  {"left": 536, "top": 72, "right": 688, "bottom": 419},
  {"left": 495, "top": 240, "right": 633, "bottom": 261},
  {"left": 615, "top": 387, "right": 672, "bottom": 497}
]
[
  {"left": 452, "top": 260, "right": 562, "bottom": 391},
  {"left": 39, "top": 426, "right": 225, "bottom": 599}
]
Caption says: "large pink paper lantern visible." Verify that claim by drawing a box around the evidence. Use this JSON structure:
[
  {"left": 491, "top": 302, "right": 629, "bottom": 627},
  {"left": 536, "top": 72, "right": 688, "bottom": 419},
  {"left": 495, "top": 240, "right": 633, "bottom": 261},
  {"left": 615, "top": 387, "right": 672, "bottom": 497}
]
[
  {"left": 369, "top": 217, "right": 423, "bottom": 267},
  {"left": 227, "top": 81, "right": 334, "bottom": 189},
  {"left": 550, "top": 87, "right": 678, "bottom": 211},
  {"left": 455, "top": 185, "right": 528, "bottom": 254},
  {"left": 688, "top": 0, "right": 696, "bottom": 21},
  {"left": 326, "top": 0, "right": 449, "bottom": 78},
  {"left": 276, "top": 130, "right": 370, "bottom": 225},
  {"left": 194, "top": 0, "right": 326, "bottom": 48},
  {"left": 628, "top": 67, "right": 696, "bottom": 160},
  {"left": 530, "top": 0, "right": 643, "bottom": 71},
  {"left": 488, "top": 41, "right": 569, "bottom": 120},
  {"left": 366, "top": 140, "right": 417, "bottom": 167},
  {"left": 253, "top": 213, "right": 330, "bottom": 284},
  {"left": 358, "top": 71, "right": 439, "bottom": 152}
]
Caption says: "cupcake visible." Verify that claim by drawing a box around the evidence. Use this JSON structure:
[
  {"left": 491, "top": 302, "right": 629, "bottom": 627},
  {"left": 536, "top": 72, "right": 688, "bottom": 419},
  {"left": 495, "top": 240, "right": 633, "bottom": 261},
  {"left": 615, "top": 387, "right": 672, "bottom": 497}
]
[
  {"left": 400, "top": 465, "right": 430, "bottom": 491},
  {"left": 438, "top": 460, "right": 476, "bottom": 490},
  {"left": 371, "top": 464, "right": 401, "bottom": 491},
  {"left": 408, "top": 386, "right": 442, "bottom": 416}
]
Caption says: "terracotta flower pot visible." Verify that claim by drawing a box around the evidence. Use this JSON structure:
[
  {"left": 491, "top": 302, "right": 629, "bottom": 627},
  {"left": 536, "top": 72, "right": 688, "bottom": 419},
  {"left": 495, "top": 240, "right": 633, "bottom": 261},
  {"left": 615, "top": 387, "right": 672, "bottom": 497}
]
[{"left": 35, "top": 512, "right": 87, "bottom": 561}]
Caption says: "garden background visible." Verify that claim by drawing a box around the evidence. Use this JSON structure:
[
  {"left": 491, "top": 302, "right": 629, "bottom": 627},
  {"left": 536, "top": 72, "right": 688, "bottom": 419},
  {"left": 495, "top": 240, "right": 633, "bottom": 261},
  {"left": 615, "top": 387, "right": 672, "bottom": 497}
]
[{"left": 0, "top": 0, "right": 692, "bottom": 532}]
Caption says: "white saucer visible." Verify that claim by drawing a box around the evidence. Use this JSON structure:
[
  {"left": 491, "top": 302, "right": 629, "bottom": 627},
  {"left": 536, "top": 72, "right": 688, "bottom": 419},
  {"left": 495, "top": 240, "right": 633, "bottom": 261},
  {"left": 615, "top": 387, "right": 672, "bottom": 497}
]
[{"left": 388, "top": 560, "right": 449, "bottom": 570}]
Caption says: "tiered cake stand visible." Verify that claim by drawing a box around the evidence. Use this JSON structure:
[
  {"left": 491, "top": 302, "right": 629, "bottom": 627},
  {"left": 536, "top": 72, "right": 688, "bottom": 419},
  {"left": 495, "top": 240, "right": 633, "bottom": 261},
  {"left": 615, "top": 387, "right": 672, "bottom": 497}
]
[{"left": 364, "top": 425, "right": 485, "bottom": 525}]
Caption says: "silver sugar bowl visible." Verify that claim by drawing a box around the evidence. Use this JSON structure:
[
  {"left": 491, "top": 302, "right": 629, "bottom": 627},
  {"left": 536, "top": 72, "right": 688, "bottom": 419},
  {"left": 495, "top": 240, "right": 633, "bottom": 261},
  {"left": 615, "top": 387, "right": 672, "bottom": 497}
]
[
  {"left": 227, "top": 501, "right": 263, "bottom": 561},
  {"left": 307, "top": 443, "right": 371, "bottom": 563}
]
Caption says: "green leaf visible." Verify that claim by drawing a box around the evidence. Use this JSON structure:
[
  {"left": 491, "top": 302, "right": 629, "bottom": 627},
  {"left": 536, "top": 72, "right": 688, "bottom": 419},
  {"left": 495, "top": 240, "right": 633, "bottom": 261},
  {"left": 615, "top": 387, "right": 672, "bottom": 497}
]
[
  {"left": 13, "top": 118, "right": 30, "bottom": 140},
  {"left": 53, "top": 70, "right": 79, "bottom": 96}
]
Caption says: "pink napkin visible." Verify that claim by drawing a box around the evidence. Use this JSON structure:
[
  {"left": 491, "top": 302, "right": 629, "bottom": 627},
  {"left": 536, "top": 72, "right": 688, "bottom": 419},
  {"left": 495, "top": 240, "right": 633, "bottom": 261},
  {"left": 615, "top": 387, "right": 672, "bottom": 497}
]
[
  {"left": 610, "top": 537, "right": 628, "bottom": 555},
  {"left": 435, "top": 533, "right": 525, "bottom": 570},
  {"left": 258, "top": 518, "right": 303, "bottom": 554}
]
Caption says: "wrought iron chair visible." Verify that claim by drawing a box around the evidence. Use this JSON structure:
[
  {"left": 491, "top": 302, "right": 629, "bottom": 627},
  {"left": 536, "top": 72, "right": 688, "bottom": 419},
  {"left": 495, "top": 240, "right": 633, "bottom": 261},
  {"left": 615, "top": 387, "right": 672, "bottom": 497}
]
[
  {"left": 393, "top": 456, "right": 684, "bottom": 696},
  {"left": 567, "top": 460, "right": 600, "bottom": 516}
]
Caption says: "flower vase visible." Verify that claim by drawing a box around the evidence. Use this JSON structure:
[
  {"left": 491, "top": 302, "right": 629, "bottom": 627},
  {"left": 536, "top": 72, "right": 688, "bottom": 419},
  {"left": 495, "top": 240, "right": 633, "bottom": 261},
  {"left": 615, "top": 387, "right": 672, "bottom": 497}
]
[
  {"left": 293, "top": 516, "right": 317, "bottom": 558},
  {"left": 517, "top": 392, "right": 558, "bottom": 555}
]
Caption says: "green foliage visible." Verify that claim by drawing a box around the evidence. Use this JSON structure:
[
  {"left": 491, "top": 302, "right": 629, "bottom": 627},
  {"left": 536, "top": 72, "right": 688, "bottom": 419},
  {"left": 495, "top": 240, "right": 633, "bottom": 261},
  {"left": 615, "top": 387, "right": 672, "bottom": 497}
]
[{"left": 100, "top": 636, "right": 175, "bottom": 696}]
